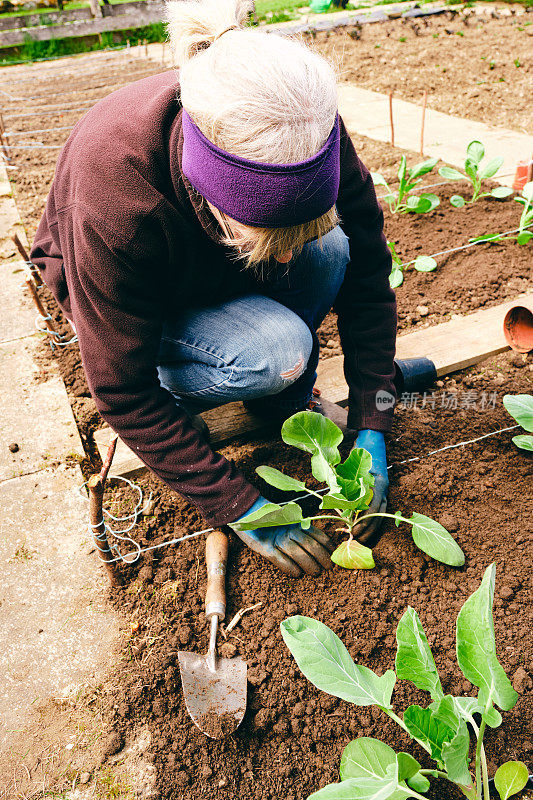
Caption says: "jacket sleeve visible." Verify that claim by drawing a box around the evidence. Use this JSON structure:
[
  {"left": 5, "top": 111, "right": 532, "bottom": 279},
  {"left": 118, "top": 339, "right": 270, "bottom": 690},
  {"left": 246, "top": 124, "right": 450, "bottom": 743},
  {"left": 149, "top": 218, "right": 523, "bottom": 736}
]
[
  {"left": 51, "top": 203, "right": 259, "bottom": 525},
  {"left": 334, "top": 117, "right": 397, "bottom": 433}
]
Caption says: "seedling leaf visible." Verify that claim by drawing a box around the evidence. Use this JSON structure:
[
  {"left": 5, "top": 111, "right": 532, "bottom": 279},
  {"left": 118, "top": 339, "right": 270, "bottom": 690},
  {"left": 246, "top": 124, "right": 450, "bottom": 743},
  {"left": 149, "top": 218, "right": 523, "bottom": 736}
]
[
  {"left": 335, "top": 448, "right": 375, "bottom": 503},
  {"left": 372, "top": 173, "right": 389, "bottom": 188},
  {"left": 491, "top": 186, "right": 513, "bottom": 199},
  {"left": 395, "top": 607, "right": 444, "bottom": 700},
  {"left": 280, "top": 616, "right": 396, "bottom": 708},
  {"left": 321, "top": 488, "right": 370, "bottom": 513},
  {"left": 522, "top": 181, "right": 533, "bottom": 202},
  {"left": 451, "top": 696, "right": 502, "bottom": 728},
  {"left": 396, "top": 753, "right": 420, "bottom": 782},
  {"left": 255, "top": 466, "right": 307, "bottom": 492},
  {"left": 340, "top": 737, "right": 396, "bottom": 782},
  {"left": 494, "top": 761, "right": 529, "bottom": 800},
  {"left": 407, "top": 773, "right": 430, "bottom": 793},
  {"left": 403, "top": 705, "right": 454, "bottom": 763},
  {"left": 503, "top": 394, "right": 533, "bottom": 432},
  {"left": 331, "top": 540, "right": 375, "bottom": 570},
  {"left": 231, "top": 501, "right": 307, "bottom": 531},
  {"left": 408, "top": 513, "right": 465, "bottom": 566},
  {"left": 281, "top": 411, "right": 343, "bottom": 490},
  {"left": 450, "top": 194, "right": 466, "bottom": 208},
  {"left": 479, "top": 157, "right": 504, "bottom": 180},
  {"left": 409, "top": 158, "right": 438, "bottom": 181},
  {"left": 414, "top": 255, "right": 437, "bottom": 272},
  {"left": 516, "top": 232, "right": 533, "bottom": 245},
  {"left": 439, "top": 166, "right": 466, "bottom": 181},
  {"left": 308, "top": 774, "right": 405, "bottom": 800},
  {"left": 466, "top": 140, "right": 484, "bottom": 165},
  {"left": 441, "top": 719, "right": 471, "bottom": 786},
  {"left": 389, "top": 268, "right": 404, "bottom": 288},
  {"left": 512, "top": 434, "right": 533, "bottom": 451},
  {"left": 456, "top": 563, "right": 518, "bottom": 711}
]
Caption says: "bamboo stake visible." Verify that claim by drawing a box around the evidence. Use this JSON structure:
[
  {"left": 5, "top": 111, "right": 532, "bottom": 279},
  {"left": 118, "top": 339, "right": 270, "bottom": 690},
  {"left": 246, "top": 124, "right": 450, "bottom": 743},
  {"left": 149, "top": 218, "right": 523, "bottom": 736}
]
[
  {"left": 420, "top": 90, "right": 428, "bottom": 156},
  {"left": 88, "top": 474, "right": 121, "bottom": 586},
  {"left": 13, "top": 233, "right": 43, "bottom": 286},
  {"left": 25, "top": 277, "right": 59, "bottom": 338},
  {"left": 144, "top": 38, "right": 148, "bottom": 58},
  {"left": 528, "top": 154, "right": 533, "bottom": 184},
  {"left": 389, "top": 91, "right": 394, "bottom": 148}
]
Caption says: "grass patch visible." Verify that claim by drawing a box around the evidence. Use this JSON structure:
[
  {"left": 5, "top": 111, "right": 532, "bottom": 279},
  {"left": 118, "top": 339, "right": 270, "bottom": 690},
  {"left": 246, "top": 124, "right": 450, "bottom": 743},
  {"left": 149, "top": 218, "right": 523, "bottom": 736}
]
[{"left": 0, "top": 20, "right": 165, "bottom": 64}]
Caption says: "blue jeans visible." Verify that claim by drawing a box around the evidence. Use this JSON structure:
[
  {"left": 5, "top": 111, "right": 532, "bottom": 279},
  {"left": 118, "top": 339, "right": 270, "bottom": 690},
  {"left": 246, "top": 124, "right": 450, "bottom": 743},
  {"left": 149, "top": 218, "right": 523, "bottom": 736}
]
[{"left": 157, "top": 226, "right": 350, "bottom": 415}]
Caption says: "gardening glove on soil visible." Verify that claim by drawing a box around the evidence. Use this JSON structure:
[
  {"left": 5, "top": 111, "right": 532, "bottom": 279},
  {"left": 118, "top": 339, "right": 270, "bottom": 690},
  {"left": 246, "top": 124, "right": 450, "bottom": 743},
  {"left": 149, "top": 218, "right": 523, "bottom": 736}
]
[
  {"left": 228, "top": 497, "right": 335, "bottom": 578},
  {"left": 352, "top": 429, "right": 388, "bottom": 544}
]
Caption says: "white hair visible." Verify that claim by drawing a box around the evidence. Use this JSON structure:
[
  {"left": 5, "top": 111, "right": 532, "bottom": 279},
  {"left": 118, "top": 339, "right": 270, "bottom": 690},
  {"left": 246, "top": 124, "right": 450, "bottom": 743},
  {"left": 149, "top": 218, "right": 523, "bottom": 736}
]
[{"left": 166, "top": 0, "right": 338, "bottom": 164}]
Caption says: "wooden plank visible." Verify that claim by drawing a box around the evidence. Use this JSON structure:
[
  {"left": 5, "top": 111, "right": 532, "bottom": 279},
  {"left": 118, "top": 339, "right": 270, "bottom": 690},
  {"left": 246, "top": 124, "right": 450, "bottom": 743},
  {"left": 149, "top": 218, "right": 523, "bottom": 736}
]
[
  {"left": 94, "top": 293, "right": 532, "bottom": 477},
  {"left": 0, "top": 3, "right": 165, "bottom": 46}
]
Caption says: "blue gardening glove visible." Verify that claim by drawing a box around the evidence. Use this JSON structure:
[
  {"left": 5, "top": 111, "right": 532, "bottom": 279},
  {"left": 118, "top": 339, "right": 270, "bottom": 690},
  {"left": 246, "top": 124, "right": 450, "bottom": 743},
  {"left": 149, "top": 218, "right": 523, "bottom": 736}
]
[
  {"left": 229, "top": 497, "right": 335, "bottom": 578},
  {"left": 352, "top": 429, "right": 389, "bottom": 543}
]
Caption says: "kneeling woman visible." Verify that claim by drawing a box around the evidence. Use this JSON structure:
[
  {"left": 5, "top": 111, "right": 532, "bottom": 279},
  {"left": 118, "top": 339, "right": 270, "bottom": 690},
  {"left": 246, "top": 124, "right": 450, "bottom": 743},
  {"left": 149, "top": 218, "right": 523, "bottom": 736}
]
[{"left": 31, "top": 0, "right": 397, "bottom": 577}]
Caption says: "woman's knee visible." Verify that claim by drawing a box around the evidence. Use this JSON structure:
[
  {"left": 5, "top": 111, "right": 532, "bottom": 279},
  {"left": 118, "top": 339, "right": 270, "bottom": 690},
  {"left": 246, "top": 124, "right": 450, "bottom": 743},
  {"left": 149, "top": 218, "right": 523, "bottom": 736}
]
[{"left": 236, "top": 309, "right": 314, "bottom": 396}]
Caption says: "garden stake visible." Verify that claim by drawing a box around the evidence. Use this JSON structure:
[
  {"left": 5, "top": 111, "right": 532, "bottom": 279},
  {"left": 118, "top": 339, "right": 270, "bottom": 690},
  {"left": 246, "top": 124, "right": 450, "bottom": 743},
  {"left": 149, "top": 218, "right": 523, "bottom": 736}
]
[
  {"left": 0, "top": 111, "right": 9, "bottom": 161},
  {"left": 25, "top": 277, "right": 60, "bottom": 341},
  {"left": 87, "top": 434, "right": 121, "bottom": 586},
  {"left": 389, "top": 91, "right": 395, "bottom": 147},
  {"left": 13, "top": 233, "right": 43, "bottom": 286},
  {"left": 420, "top": 90, "right": 427, "bottom": 156}
]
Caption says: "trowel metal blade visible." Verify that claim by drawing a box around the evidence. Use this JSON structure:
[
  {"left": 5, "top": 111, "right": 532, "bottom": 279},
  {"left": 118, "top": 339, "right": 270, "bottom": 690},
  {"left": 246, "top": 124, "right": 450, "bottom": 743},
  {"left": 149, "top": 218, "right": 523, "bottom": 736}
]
[{"left": 178, "top": 650, "right": 247, "bottom": 739}]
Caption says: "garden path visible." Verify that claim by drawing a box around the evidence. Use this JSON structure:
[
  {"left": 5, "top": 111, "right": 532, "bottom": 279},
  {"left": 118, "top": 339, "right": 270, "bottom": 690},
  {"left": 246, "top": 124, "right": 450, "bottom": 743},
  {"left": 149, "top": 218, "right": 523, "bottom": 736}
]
[{"left": 0, "top": 161, "right": 121, "bottom": 788}]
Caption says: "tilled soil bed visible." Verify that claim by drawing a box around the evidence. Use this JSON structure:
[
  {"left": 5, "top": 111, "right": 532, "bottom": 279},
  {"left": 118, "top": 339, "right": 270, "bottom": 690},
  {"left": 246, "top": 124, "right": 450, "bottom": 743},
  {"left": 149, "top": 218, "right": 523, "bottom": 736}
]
[
  {"left": 1, "top": 40, "right": 532, "bottom": 800},
  {"left": 97, "top": 350, "right": 532, "bottom": 800},
  {"left": 314, "top": 11, "right": 533, "bottom": 133}
]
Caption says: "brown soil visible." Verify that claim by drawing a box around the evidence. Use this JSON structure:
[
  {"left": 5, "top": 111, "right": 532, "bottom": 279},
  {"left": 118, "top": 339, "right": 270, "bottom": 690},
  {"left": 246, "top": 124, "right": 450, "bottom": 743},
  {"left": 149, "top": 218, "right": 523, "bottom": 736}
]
[
  {"left": 98, "top": 350, "right": 532, "bottom": 800},
  {"left": 314, "top": 11, "right": 533, "bottom": 133},
  {"left": 1, "top": 38, "right": 532, "bottom": 800}
]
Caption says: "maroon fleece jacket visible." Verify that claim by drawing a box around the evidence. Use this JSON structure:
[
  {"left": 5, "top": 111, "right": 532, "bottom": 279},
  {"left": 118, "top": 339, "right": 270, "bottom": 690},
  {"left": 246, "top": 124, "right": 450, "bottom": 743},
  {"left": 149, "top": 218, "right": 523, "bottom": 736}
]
[{"left": 31, "top": 70, "right": 397, "bottom": 527}]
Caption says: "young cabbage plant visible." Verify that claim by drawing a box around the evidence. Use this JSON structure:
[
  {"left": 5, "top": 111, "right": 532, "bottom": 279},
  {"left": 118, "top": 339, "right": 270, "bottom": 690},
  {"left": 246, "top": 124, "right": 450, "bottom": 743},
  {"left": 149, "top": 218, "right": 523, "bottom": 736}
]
[
  {"left": 503, "top": 394, "right": 533, "bottom": 452},
  {"left": 372, "top": 157, "right": 440, "bottom": 215},
  {"left": 280, "top": 564, "right": 528, "bottom": 800},
  {"left": 438, "top": 140, "right": 513, "bottom": 207},
  {"left": 469, "top": 182, "right": 533, "bottom": 246},
  {"left": 232, "top": 411, "right": 465, "bottom": 569},
  {"left": 387, "top": 241, "right": 437, "bottom": 289}
]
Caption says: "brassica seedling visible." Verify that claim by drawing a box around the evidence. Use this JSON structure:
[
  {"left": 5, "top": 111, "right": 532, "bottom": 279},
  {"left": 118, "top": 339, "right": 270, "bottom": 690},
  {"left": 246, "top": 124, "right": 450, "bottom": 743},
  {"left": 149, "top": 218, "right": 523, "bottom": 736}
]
[
  {"left": 372, "top": 157, "right": 440, "bottom": 215},
  {"left": 232, "top": 411, "right": 465, "bottom": 569},
  {"left": 503, "top": 393, "right": 533, "bottom": 452},
  {"left": 388, "top": 240, "right": 437, "bottom": 288},
  {"left": 280, "top": 564, "right": 528, "bottom": 800},
  {"left": 469, "top": 182, "right": 533, "bottom": 247},
  {"left": 439, "top": 140, "right": 513, "bottom": 206}
]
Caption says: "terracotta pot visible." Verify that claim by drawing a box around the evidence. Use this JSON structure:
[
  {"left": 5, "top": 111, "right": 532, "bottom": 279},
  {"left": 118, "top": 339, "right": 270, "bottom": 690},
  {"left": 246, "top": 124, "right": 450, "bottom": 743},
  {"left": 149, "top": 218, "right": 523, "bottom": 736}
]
[
  {"left": 503, "top": 305, "right": 533, "bottom": 354},
  {"left": 512, "top": 159, "right": 533, "bottom": 192}
]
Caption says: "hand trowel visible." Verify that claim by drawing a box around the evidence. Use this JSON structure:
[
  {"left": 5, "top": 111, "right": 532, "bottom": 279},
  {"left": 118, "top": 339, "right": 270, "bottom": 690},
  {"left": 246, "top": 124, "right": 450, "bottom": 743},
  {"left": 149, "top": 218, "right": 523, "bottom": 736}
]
[{"left": 178, "top": 530, "right": 247, "bottom": 739}]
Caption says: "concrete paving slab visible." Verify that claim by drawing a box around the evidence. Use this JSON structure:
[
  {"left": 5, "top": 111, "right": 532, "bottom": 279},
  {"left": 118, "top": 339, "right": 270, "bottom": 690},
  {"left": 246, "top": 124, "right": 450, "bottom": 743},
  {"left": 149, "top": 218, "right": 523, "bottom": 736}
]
[
  {"left": 0, "top": 466, "right": 121, "bottom": 752},
  {"left": 0, "top": 336, "right": 84, "bottom": 480},
  {"left": 337, "top": 84, "right": 533, "bottom": 186},
  {"left": 0, "top": 259, "right": 39, "bottom": 342}
]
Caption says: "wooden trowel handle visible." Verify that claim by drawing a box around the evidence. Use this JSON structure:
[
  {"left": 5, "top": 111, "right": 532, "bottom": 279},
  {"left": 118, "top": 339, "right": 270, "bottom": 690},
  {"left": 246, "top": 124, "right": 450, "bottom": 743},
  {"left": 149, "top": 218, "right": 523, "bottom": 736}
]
[{"left": 205, "top": 530, "right": 228, "bottom": 621}]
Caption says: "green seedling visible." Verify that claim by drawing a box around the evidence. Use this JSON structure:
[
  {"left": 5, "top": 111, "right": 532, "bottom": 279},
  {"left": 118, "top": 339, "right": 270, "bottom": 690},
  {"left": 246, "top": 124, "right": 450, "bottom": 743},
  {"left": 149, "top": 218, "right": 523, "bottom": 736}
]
[
  {"left": 503, "top": 393, "right": 533, "bottom": 452},
  {"left": 388, "top": 241, "right": 437, "bottom": 288},
  {"left": 281, "top": 564, "right": 528, "bottom": 800},
  {"left": 372, "top": 157, "right": 440, "bottom": 215},
  {"left": 439, "top": 140, "right": 513, "bottom": 206},
  {"left": 232, "top": 411, "right": 465, "bottom": 569},
  {"left": 470, "top": 182, "right": 533, "bottom": 247}
]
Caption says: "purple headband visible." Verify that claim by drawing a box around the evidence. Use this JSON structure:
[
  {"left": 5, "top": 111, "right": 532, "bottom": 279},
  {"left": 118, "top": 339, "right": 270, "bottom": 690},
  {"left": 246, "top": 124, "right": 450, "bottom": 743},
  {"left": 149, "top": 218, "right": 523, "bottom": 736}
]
[{"left": 181, "top": 109, "right": 340, "bottom": 228}]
